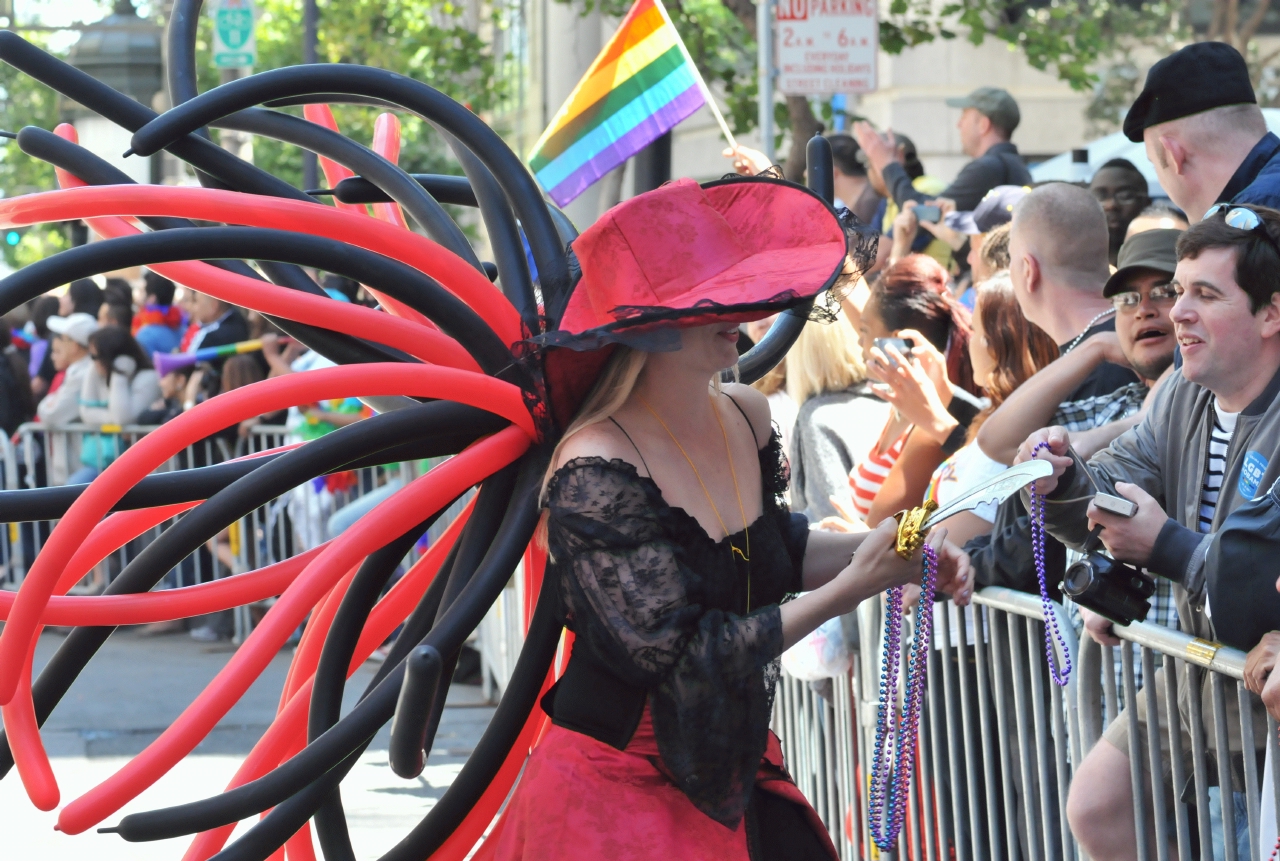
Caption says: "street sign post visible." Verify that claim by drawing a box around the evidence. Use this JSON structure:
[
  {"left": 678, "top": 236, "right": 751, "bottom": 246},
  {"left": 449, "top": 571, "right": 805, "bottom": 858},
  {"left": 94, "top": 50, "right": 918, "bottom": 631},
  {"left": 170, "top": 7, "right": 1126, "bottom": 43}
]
[
  {"left": 211, "top": 0, "right": 256, "bottom": 69},
  {"left": 775, "top": 0, "right": 876, "bottom": 96}
]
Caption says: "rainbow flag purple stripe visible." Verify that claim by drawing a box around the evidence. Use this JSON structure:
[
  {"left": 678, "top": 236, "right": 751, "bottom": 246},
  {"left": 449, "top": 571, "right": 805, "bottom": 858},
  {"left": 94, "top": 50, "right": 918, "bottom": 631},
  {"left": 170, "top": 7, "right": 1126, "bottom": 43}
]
[{"left": 529, "top": 0, "right": 706, "bottom": 207}]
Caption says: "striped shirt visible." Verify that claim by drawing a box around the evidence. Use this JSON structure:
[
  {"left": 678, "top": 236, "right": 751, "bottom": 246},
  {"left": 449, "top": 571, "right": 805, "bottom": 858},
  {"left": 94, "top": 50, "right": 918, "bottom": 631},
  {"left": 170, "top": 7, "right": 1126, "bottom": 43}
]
[
  {"left": 1199, "top": 402, "right": 1238, "bottom": 533},
  {"left": 850, "top": 430, "right": 907, "bottom": 519}
]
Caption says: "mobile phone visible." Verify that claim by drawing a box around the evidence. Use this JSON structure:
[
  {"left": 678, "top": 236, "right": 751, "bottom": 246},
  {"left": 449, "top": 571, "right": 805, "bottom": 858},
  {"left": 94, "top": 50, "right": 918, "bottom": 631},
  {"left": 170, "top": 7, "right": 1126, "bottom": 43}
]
[
  {"left": 1093, "top": 492, "right": 1138, "bottom": 518},
  {"left": 914, "top": 204, "right": 942, "bottom": 223},
  {"left": 874, "top": 337, "right": 915, "bottom": 364}
]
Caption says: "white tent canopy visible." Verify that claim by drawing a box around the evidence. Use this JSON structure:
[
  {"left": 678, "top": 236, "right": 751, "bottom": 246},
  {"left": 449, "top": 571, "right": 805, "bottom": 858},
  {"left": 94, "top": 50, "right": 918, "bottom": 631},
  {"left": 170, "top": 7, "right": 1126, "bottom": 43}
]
[{"left": 1028, "top": 108, "right": 1280, "bottom": 200}]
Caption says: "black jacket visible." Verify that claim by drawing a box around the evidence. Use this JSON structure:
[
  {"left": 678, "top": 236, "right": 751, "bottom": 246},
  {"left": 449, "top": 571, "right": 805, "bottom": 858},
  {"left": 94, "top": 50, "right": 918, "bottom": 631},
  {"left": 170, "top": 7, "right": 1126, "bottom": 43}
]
[
  {"left": 1204, "top": 477, "right": 1280, "bottom": 651},
  {"left": 882, "top": 142, "right": 1033, "bottom": 212},
  {"left": 964, "top": 495, "right": 1067, "bottom": 600}
]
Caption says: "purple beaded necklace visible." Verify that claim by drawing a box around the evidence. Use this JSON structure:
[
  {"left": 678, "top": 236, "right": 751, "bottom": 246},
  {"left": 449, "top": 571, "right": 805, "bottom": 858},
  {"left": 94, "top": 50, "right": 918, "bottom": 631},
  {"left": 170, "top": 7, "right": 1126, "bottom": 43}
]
[
  {"left": 868, "top": 446, "right": 1071, "bottom": 850},
  {"left": 868, "top": 543, "right": 938, "bottom": 851},
  {"left": 1030, "top": 442, "right": 1073, "bottom": 687}
]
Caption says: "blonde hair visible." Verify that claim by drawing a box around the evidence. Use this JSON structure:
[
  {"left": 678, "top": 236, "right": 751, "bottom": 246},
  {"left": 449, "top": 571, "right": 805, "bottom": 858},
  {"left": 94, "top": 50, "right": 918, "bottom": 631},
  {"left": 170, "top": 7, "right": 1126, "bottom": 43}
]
[
  {"left": 541, "top": 346, "right": 649, "bottom": 500},
  {"left": 784, "top": 307, "right": 866, "bottom": 406}
]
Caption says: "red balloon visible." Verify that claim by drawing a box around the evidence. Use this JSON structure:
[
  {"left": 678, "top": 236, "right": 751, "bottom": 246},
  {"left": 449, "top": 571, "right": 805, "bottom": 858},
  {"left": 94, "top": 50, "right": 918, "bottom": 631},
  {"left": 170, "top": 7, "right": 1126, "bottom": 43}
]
[
  {"left": 180, "top": 502, "right": 473, "bottom": 861},
  {"left": 0, "top": 362, "right": 532, "bottom": 705},
  {"left": 0, "top": 185, "right": 522, "bottom": 344},
  {"left": 56, "top": 427, "right": 529, "bottom": 834}
]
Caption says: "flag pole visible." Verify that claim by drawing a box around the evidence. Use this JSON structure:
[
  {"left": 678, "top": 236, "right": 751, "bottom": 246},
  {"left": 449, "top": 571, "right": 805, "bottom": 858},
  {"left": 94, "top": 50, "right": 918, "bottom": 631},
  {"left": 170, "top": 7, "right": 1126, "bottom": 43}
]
[{"left": 651, "top": 0, "right": 739, "bottom": 152}]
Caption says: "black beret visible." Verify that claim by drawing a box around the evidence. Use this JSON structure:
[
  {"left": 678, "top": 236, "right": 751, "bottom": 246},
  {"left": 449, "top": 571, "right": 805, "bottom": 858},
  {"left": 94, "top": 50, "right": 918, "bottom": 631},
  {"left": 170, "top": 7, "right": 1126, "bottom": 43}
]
[{"left": 1123, "top": 42, "right": 1255, "bottom": 142}]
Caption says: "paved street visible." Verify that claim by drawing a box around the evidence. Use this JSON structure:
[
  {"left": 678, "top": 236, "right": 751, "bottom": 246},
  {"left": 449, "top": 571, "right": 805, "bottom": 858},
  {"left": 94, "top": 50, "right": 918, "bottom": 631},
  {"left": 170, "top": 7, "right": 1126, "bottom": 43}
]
[{"left": 1, "top": 629, "right": 495, "bottom": 860}]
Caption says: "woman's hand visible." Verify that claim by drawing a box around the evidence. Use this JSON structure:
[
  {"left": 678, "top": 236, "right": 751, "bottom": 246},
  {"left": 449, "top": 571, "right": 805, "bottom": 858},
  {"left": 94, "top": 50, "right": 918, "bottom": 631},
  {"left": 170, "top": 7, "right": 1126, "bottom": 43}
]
[
  {"left": 723, "top": 145, "right": 772, "bottom": 176},
  {"left": 830, "top": 521, "right": 956, "bottom": 615},
  {"left": 899, "top": 328, "right": 952, "bottom": 401},
  {"left": 890, "top": 201, "right": 920, "bottom": 263},
  {"left": 866, "top": 339, "right": 957, "bottom": 445},
  {"left": 916, "top": 197, "right": 967, "bottom": 251}
]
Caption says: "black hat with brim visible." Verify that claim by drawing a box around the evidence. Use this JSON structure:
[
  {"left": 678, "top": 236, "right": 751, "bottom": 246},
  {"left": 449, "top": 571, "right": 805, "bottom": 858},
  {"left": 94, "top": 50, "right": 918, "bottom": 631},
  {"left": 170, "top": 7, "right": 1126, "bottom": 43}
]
[{"left": 1124, "top": 43, "right": 1256, "bottom": 142}]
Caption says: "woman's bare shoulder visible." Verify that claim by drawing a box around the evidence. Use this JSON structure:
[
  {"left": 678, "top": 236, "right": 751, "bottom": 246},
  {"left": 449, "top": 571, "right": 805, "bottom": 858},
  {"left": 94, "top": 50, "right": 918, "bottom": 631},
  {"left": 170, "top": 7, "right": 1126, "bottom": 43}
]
[
  {"left": 721, "top": 383, "right": 773, "bottom": 449},
  {"left": 554, "top": 418, "right": 646, "bottom": 473}
]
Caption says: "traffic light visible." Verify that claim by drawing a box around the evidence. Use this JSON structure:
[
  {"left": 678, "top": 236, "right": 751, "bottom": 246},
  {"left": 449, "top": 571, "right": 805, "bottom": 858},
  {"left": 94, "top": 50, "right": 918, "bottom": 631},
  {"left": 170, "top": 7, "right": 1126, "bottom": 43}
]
[{"left": 4, "top": 229, "right": 21, "bottom": 247}]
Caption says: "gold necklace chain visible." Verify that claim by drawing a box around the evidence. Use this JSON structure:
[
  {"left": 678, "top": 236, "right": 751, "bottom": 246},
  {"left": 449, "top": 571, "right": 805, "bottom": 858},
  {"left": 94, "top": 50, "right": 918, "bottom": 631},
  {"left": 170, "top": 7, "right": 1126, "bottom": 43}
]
[{"left": 638, "top": 394, "right": 752, "bottom": 608}]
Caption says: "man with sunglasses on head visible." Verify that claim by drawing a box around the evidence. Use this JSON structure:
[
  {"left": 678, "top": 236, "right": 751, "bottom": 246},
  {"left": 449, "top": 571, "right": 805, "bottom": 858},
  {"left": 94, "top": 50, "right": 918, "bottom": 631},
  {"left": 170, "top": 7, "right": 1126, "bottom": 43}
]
[
  {"left": 1016, "top": 204, "right": 1280, "bottom": 861},
  {"left": 1126, "top": 41, "right": 1280, "bottom": 220}
]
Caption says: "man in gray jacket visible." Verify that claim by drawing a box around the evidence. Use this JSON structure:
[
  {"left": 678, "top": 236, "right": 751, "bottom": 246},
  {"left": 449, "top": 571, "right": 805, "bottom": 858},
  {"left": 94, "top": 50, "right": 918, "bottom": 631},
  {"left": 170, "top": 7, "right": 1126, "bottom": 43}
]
[{"left": 1016, "top": 204, "right": 1280, "bottom": 860}]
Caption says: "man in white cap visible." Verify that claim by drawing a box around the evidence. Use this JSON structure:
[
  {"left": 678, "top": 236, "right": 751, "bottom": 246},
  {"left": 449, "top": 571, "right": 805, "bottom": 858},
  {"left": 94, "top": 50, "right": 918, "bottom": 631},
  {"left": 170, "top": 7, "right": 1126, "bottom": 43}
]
[{"left": 37, "top": 311, "right": 99, "bottom": 485}]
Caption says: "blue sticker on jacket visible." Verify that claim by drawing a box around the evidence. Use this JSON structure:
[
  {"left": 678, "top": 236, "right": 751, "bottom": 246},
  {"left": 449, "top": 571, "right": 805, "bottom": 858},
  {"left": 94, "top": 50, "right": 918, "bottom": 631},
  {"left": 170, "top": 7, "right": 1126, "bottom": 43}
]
[{"left": 1240, "top": 451, "right": 1269, "bottom": 499}]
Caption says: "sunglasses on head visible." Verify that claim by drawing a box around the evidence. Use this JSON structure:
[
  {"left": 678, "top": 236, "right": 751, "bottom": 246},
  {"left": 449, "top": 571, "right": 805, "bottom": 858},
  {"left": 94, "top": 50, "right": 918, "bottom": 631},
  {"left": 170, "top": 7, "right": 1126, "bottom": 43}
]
[{"left": 1206, "top": 204, "right": 1280, "bottom": 257}]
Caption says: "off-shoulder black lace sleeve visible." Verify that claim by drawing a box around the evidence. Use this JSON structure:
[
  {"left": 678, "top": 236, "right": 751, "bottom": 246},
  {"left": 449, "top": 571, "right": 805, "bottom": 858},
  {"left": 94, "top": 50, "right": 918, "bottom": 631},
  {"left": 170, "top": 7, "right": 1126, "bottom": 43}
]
[{"left": 545, "top": 458, "right": 784, "bottom": 828}]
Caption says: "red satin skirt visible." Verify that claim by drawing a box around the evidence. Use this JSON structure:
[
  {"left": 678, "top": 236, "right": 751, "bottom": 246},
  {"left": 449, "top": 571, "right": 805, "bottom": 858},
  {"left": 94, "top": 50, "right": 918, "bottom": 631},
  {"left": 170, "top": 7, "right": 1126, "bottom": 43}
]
[{"left": 483, "top": 707, "right": 839, "bottom": 860}]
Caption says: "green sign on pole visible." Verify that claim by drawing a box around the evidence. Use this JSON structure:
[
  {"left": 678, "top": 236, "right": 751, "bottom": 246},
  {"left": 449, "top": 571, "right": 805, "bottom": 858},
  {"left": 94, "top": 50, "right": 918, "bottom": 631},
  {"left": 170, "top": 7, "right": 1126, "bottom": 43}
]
[{"left": 211, "top": 0, "right": 256, "bottom": 69}]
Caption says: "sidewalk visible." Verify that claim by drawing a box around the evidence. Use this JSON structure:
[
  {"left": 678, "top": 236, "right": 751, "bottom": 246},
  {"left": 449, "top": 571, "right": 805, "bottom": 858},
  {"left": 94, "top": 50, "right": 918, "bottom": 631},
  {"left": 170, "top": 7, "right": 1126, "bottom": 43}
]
[{"left": 2, "top": 629, "right": 495, "bottom": 860}]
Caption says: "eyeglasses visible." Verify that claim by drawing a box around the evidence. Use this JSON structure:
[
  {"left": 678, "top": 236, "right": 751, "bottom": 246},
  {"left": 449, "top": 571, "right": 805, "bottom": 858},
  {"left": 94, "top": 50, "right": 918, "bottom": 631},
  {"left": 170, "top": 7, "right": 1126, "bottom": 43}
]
[
  {"left": 1091, "top": 188, "right": 1144, "bottom": 206},
  {"left": 1111, "top": 284, "right": 1178, "bottom": 311},
  {"left": 1206, "top": 204, "right": 1280, "bottom": 257}
]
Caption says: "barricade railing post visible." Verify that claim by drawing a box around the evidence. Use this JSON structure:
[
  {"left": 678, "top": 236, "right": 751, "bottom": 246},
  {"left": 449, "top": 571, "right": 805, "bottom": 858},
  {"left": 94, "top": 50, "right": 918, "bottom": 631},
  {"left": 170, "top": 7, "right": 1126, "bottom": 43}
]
[
  {"left": 0, "top": 428, "right": 18, "bottom": 588},
  {"left": 1025, "top": 615, "right": 1058, "bottom": 861},
  {"left": 1121, "top": 643, "right": 1150, "bottom": 861},
  {"left": 1160, "top": 658, "right": 1193, "bottom": 859},
  {"left": 1239, "top": 681, "right": 1261, "bottom": 861},
  {"left": 1141, "top": 647, "right": 1170, "bottom": 861},
  {"left": 971, "top": 604, "right": 1006, "bottom": 861},
  {"left": 1211, "top": 670, "right": 1241, "bottom": 861}
]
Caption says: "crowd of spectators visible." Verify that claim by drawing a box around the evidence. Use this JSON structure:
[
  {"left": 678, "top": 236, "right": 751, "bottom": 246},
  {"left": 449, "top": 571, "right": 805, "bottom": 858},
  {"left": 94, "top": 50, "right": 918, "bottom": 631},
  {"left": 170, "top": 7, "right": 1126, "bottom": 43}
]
[
  {"left": 0, "top": 267, "right": 391, "bottom": 638},
  {"left": 724, "top": 38, "right": 1280, "bottom": 861}
]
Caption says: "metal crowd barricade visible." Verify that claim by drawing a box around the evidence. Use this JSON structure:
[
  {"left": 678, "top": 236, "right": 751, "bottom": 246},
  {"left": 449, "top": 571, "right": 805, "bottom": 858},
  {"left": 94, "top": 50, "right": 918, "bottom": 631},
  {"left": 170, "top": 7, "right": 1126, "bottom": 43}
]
[
  {"left": 6, "top": 421, "right": 231, "bottom": 591},
  {"left": 772, "top": 586, "right": 1278, "bottom": 861},
  {"left": 1080, "top": 617, "right": 1277, "bottom": 861},
  {"left": 477, "top": 562, "right": 526, "bottom": 701},
  {"left": 0, "top": 428, "right": 20, "bottom": 588}
]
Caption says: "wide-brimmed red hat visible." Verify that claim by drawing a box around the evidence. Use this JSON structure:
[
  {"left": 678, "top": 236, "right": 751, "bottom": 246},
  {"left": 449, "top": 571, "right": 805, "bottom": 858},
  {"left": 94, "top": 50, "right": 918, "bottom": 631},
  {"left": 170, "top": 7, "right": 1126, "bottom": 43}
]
[
  {"left": 537, "top": 175, "right": 847, "bottom": 352},
  {"left": 529, "top": 174, "right": 852, "bottom": 431}
]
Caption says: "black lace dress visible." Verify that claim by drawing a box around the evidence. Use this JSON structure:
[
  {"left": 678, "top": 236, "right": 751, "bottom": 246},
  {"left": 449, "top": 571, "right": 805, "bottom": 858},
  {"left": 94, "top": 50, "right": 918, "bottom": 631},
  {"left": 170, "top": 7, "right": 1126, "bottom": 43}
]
[{"left": 490, "top": 430, "right": 838, "bottom": 860}]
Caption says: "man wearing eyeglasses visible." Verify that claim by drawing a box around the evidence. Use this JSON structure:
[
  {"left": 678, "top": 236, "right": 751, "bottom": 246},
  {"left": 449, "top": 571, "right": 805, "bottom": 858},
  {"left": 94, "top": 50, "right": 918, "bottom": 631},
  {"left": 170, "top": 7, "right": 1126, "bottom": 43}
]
[
  {"left": 1089, "top": 159, "right": 1153, "bottom": 265},
  {"left": 1017, "top": 204, "right": 1280, "bottom": 861},
  {"left": 1126, "top": 41, "right": 1280, "bottom": 221}
]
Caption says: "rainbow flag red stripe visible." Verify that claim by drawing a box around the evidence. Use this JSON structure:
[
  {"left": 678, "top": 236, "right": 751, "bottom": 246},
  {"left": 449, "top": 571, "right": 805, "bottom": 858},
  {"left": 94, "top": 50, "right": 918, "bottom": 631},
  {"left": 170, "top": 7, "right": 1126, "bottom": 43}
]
[{"left": 529, "top": 0, "right": 705, "bottom": 207}]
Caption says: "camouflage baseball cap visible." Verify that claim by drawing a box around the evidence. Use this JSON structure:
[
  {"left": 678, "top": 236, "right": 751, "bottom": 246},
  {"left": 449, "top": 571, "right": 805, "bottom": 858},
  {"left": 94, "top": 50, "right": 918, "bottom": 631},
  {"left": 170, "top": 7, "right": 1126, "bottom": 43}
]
[{"left": 946, "top": 87, "right": 1021, "bottom": 134}]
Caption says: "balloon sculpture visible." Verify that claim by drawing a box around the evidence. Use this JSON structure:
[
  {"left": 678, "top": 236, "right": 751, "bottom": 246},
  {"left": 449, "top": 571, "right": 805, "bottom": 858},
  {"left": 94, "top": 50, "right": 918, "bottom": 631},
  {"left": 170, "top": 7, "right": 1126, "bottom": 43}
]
[{"left": 0, "top": 2, "right": 824, "bottom": 859}]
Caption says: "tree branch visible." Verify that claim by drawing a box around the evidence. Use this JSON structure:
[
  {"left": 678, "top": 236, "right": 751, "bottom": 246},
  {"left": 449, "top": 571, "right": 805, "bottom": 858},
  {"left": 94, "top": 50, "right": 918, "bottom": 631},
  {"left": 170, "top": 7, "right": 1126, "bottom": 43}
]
[
  {"left": 1240, "top": 0, "right": 1272, "bottom": 45},
  {"left": 783, "top": 94, "right": 821, "bottom": 182}
]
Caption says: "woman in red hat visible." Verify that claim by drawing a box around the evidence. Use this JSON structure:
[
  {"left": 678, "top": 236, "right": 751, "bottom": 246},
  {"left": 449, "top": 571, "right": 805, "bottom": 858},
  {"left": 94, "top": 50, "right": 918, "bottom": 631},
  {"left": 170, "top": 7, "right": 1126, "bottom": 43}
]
[{"left": 490, "top": 176, "right": 973, "bottom": 860}]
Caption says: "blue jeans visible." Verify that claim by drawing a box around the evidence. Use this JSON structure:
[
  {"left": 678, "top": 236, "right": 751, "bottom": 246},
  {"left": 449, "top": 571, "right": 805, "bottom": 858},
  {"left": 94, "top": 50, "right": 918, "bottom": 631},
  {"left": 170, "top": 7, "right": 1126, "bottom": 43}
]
[{"left": 1208, "top": 787, "right": 1250, "bottom": 861}]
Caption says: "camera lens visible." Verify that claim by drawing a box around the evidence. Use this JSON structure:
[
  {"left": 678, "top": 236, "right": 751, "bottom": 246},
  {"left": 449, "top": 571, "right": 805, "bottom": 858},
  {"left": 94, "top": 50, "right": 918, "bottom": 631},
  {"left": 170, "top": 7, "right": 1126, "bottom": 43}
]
[{"left": 1063, "top": 559, "right": 1094, "bottom": 597}]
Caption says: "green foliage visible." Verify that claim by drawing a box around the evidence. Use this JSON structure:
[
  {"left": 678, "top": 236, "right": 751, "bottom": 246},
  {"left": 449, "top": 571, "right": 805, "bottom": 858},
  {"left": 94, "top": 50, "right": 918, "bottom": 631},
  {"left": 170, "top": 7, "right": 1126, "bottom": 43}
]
[
  {"left": 192, "top": 0, "right": 506, "bottom": 189},
  {"left": 0, "top": 33, "right": 71, "bottom": 268}
]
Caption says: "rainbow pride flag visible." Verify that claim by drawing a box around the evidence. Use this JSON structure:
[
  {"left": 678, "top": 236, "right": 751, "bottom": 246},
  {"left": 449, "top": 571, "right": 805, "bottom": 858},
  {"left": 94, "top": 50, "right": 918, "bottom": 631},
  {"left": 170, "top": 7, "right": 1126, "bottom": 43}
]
[{"left": 529, "top": 0, "right": 706, "bottom": 207}]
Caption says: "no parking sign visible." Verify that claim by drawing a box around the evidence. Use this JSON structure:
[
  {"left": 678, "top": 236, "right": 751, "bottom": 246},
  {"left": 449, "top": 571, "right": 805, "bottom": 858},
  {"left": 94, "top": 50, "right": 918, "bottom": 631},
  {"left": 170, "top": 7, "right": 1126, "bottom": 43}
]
[{"left": 774, "top": 0, "right": 877, "bottom": 96}]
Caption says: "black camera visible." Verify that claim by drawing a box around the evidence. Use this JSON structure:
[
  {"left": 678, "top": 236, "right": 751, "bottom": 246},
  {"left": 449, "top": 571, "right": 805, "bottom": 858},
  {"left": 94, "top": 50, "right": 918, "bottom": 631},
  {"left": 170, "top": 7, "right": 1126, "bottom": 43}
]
[{"left": 1062, "top": 552, "right": 1155, "bottom": 627}]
